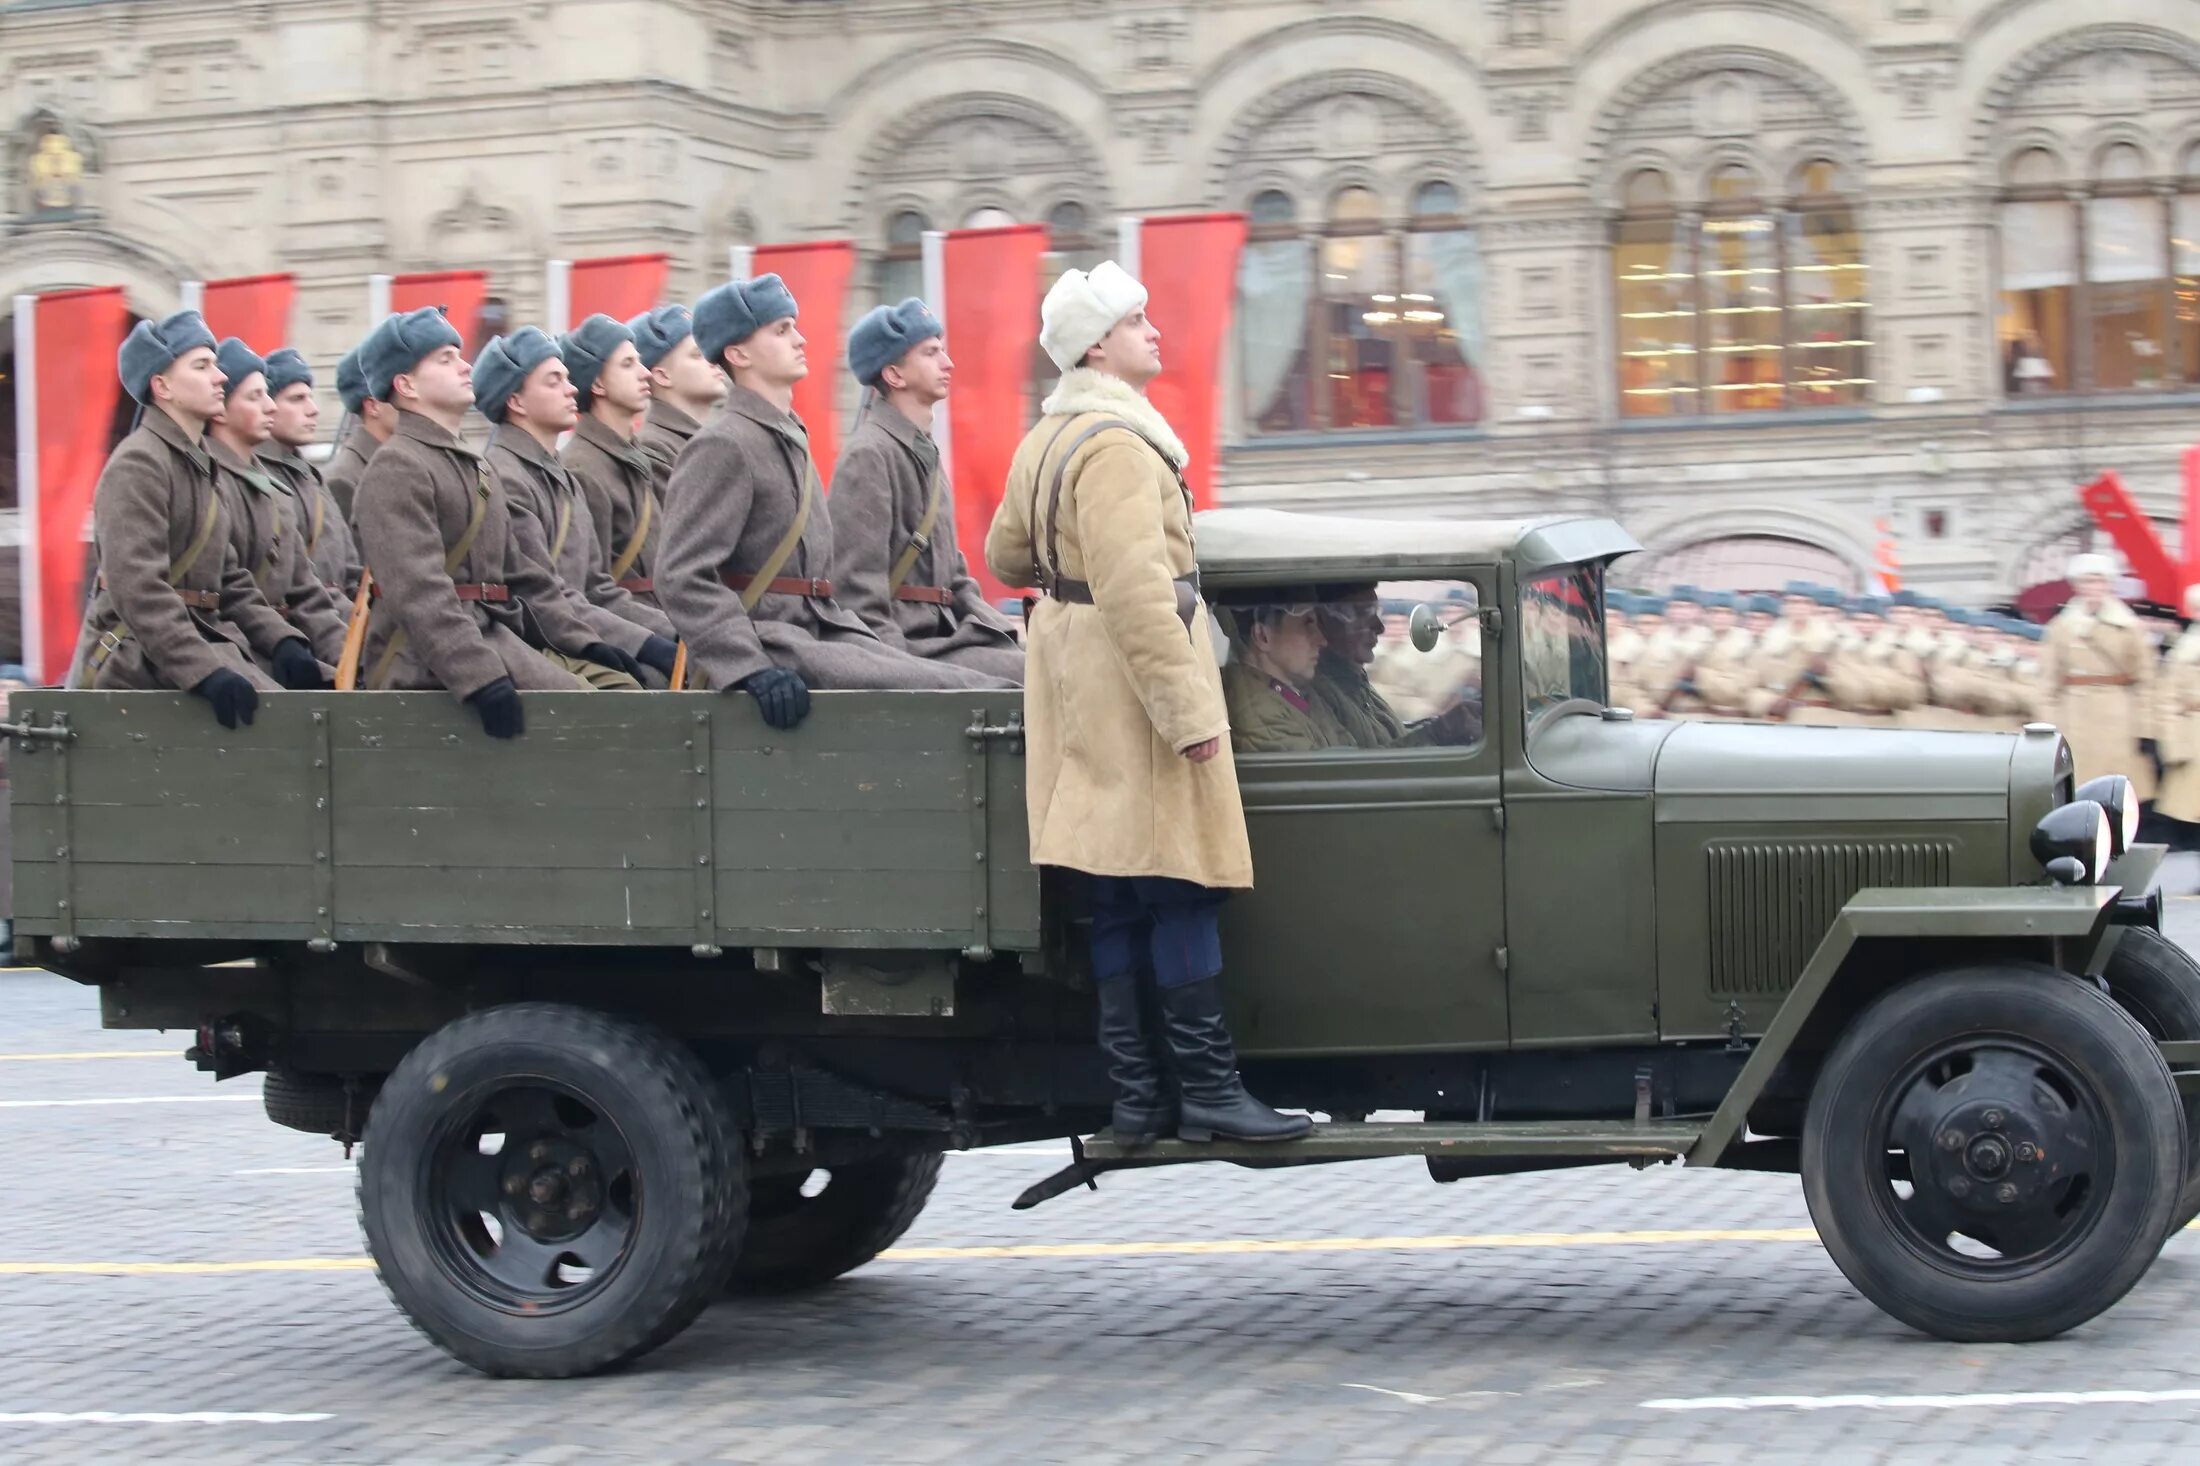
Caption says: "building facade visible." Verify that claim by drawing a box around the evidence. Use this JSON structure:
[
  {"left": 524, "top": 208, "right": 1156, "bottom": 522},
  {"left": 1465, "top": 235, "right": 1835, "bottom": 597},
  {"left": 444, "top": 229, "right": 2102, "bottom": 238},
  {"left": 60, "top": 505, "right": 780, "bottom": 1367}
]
[{"left": 8, "top": 0, "right": 2200, "bottom": 603}]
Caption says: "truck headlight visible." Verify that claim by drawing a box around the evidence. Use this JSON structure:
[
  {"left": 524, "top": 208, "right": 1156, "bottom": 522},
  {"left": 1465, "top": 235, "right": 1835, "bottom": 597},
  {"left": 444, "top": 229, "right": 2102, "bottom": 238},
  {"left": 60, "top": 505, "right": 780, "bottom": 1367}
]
[
  {"left": 2075, "top": 774, "right": 2139, "bottom": 857},
  {"left": 2032, "top": 801, "right": 2112, "bottom": 884}
]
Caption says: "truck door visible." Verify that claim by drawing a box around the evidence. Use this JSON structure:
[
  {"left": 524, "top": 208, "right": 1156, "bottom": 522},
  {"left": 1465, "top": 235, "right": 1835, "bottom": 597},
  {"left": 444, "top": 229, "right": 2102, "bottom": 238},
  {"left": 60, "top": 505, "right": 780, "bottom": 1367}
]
[{"left": 1218, "top": 573, "right": 1506, "bottom": 1057}]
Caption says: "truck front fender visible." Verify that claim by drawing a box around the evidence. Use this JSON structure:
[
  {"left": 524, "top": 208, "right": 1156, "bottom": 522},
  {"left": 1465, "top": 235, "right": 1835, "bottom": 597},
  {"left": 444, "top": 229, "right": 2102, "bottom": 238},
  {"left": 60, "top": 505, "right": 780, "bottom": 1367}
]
[{"left": 1687, "top": 884, "right": 2120, "bottom": 1168}]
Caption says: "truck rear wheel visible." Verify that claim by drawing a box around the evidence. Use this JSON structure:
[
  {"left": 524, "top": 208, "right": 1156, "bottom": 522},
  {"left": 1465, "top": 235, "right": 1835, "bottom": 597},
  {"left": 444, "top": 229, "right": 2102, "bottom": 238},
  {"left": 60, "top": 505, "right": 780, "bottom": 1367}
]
[
  {"left": 1801, "top": 967, "right": 2182, "bottom": 1343},
  {"left": 358, "top": 1003, "right": 745, "bottom": 1378},
  {"left": 727, "top": 1152, "right": 943, "bottom": 1295},
  {"left": 2100, "top": 927, "right": 2200, "bottom": 1231}
]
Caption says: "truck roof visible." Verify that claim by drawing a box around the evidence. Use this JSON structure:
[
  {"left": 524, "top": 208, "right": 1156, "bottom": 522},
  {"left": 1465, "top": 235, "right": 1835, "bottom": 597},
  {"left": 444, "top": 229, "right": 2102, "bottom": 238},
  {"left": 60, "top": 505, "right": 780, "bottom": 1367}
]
[{"left": 1192, "top": 509, "right": 1642, "bottom": 585}]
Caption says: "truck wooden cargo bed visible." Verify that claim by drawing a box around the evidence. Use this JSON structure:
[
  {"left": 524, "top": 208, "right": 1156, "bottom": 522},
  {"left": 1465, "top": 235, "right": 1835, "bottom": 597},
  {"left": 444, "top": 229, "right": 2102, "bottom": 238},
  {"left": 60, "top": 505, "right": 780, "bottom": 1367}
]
[{"left": 6, "top": 690, "right": 1040, "bottom": 959}]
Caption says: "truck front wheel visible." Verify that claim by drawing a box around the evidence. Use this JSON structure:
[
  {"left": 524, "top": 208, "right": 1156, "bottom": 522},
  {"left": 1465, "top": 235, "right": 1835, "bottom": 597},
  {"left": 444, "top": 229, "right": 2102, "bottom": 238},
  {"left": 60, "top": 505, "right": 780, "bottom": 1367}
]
[
  {"left": 727, "top": 1152, "right": 944, "bottom": 1295},
  {"left": 1801, "top": 967, "right": 2183, "bottom": 1343},
  {"left": 2100, "top": 926, "right": 2200, "bottom": 1231},
  {"left": 358, "top": 1003, "right": 746, "bottom": 1378}
]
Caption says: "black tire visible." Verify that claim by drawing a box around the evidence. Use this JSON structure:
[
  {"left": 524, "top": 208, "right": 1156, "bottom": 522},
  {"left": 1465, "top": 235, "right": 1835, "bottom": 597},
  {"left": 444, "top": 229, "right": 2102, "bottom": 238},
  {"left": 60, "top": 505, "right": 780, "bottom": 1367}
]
[
  {"left": 727, "top": 1152, "right": 943, "bottom": 1296},
  {"left": 263, "top": 1068, "right": 349, "bottom": 1137},
  {"left": 357, "top": 1003, "right": 746, "bottom": 1378},
  {"left": 2101, "top": 927, "right": 2200, "bottom": 1230},
  {"left": 1802, "top": 966, "right": 2183, "bottom": 1343}
]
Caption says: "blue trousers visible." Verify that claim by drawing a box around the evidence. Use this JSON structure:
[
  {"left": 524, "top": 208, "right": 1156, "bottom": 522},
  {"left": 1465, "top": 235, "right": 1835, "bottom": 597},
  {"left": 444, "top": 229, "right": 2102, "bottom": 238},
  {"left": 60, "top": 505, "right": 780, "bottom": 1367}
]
[{"left": 1087, "top": 876, "right": 1228, "bottom": 988}]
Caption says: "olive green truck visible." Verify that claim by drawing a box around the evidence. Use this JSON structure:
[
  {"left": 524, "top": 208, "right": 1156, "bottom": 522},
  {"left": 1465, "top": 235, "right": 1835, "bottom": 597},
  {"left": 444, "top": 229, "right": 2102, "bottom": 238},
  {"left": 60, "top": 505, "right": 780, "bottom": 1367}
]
[{"left": 9, "top": 510, "right": 2197, "bottom": 1379}]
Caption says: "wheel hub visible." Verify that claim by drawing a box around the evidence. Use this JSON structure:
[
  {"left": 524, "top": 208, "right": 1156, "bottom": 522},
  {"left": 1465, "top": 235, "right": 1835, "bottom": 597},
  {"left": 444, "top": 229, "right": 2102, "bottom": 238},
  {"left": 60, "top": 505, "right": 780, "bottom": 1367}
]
[
  {"left": 1926, "top": 1098, "right": 2050, "bottom": 1209},
  {"left": 500, "top": 1136, "right": 603, "bottom": 1242}
]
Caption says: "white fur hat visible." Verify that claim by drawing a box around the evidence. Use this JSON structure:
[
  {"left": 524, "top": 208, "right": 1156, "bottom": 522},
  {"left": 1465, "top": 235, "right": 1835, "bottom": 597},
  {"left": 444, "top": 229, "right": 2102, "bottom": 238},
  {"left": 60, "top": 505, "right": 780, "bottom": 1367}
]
[
  {"left": 1040, "top": 260, "right": 1147, "bottom": 371},
  {"left": 2066, "top": 552, "right": 2116, "bottom": 582},
  {"left": 2182, "top": 584, "right": 2200, "bottom": 620}
]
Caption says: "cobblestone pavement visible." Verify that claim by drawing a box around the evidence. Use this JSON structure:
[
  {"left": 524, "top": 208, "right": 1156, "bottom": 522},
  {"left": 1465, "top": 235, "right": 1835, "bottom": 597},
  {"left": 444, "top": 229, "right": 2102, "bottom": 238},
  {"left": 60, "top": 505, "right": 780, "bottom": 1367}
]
[{"left": 5, "top": 912, "right": 2200, "bottom": 1463}]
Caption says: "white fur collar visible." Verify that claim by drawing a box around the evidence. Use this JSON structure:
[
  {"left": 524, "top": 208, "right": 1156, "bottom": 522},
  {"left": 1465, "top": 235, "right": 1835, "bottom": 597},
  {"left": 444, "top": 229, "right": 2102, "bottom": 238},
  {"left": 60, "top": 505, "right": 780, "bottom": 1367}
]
[
  {"left": 2057, "top": 596, "right": 2139, "bottom": 634},
  {"left": 1041, "top": 367, "right": 1189, "bottom": 468}
]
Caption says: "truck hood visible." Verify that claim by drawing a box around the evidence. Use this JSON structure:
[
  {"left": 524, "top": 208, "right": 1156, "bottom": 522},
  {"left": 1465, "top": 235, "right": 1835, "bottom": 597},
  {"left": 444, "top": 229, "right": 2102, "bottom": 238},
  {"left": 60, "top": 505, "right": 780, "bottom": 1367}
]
[{"left": 1652, "top": 721, "right": 2018, "bottom": 822}]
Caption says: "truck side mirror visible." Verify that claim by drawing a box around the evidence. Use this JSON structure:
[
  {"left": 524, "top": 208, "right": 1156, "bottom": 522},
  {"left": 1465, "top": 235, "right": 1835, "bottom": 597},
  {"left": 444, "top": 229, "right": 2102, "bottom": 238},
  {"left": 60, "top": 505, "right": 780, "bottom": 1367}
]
[{"left": 1408, "top": 603, "right": 1444, "bottom": 653}]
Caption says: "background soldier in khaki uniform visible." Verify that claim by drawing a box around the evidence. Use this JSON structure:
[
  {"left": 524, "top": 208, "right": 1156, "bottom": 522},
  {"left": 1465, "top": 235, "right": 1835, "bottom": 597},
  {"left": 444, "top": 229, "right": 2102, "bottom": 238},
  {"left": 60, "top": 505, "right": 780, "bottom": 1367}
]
[
  {"left": 256, "top": 348, "right": 363, "bottom": 600},
  {"left": 988, "top": 260, "right": 1306, "bottom": 1148},
  {"left": 2041, "top": 553, "right": 2157, "bottom": 800},
  {"left": 1607, "top": 594, "right": 1654, "bottom": 713},
  {"left": 629, "top": 304, "right": 725, "bottom": 510},
  {"left": 830, "top": 298, "right": 1023, "bottom": 683},
  {"left": 657, "top": 276, "right": 1010, "bottom": 728},
  {"left": 1687, "top": 592, "right": 1757, "bottom": 719},
  {"left": 1632, "top": 588, "right": 1706, "bottom": 716},
  {"left": 206, "top": 338, "right": 341, "bottom": 682},
  {"left": 325, "top": 346, "right": 395, "bottom": 524},
  {"left": 2151, "top": 587, "right": 2200, "bottom": 838},
  {"left": 69, "top": 310, "right": 282, "bottom": 728},
  {"left": 352, "top": 308, "right": 638, "bottom": 740},
  {"left": 474, "top": 327, "right": 660, "bottom": 690}
]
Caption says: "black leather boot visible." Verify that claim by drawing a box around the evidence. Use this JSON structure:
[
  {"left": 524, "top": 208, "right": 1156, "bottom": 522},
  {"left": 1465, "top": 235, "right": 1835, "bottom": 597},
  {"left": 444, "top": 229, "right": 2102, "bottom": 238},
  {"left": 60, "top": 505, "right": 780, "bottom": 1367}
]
[
  {"left": 1155, "top": 977, "right": 1313, "bottom": 1142},
  {"left": 1095, "top": 975, "right": 1172, "bottom": 1148}
]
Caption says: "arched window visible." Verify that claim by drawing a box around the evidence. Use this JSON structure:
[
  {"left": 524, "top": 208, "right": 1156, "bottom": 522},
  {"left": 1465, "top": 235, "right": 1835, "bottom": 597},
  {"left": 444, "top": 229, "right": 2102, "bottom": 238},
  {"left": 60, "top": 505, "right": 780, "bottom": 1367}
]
[
  {"left": 876, "top": 208, "right": 929, "bottom": 306},
  {"left": 963, "top": 206, "right": 1017, "bottom": 230},
  {"left": 1614, "top": 158, "right": 1869, "bottom": 416},
  {"left": 1999, "top": 142, "right": 2194, "bottom": 395},
  {"left": 1237, "top": 183, "right": 1483, "bottom": 433}
]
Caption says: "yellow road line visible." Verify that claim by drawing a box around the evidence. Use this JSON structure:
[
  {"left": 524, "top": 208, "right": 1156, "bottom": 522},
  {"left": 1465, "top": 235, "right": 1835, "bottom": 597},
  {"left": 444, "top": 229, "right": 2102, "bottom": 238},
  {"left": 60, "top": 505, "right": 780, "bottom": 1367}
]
[{"left": 0, "top": 1051, "right": 177, "bottom": 1063}]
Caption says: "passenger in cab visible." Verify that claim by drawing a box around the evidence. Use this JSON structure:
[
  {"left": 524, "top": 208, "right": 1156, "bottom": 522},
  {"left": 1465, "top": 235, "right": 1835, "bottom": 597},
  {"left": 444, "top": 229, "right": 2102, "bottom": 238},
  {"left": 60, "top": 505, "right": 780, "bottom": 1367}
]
[
  {"left": 1219, "top": 591, "right": 1352, "bottom": 754},
  {"left": 1308, "top": 583, "right": 1475, "bottom": 748}
]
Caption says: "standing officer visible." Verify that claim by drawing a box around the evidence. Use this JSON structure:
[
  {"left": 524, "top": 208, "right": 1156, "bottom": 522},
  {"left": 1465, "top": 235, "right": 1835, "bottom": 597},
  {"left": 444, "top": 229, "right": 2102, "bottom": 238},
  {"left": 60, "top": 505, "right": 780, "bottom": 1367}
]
[
  {"left": 987, "top": 260, "right": 1309, "bottom": 1148},
  {"left": 2150, "top": 587, "right": 2200, "bottom": 842},
  {"left": 655, "top": 275, "right": 1012, "bottom": 723},
  {"left": 205, "top": 338, "right": 343, "bottom": 682},
  {"left": 351, "top": 308, "right": 640, "bottom": 737},
  {"left": 630, "top": 304, "right": 726, "bottom": 510},
  {"left": 68, "top": 311, "right": 284, "bottom": 726},
  {"left": 256, "top": 347, "right": 363, "bottom": 600},
  {"left": 560, "top": 314, "right": 683, "bottom": 631},
  {"left": 2043, "top": 553, "right": 2157, "bottom": 799},
  {"left": 325, "top": 346, "right": 395, "bottom": 523},
  {"left": 475, "top": 327, "right": 664, "bottom": 689},
  {"left": 829, "top": 299, "right": 1024, "bottom": 682}
]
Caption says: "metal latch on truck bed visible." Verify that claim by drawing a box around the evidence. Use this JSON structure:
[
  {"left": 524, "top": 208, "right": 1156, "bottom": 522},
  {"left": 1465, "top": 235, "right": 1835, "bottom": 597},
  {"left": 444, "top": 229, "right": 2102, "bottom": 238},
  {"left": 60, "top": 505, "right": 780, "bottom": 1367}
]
[{"left": 0, "top": 714, "right": 73, "bottom": 743}]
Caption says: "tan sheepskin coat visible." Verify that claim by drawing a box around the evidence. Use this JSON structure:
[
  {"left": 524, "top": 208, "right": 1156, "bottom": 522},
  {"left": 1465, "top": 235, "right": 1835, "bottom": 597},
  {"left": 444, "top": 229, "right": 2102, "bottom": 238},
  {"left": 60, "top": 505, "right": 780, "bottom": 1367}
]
[{"left": 985, "top": 367, "right": 1252, "bottom": 891}]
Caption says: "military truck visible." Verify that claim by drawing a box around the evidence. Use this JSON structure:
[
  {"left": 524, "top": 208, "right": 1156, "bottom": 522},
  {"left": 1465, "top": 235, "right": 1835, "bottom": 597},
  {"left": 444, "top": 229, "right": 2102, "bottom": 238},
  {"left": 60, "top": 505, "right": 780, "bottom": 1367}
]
[{"left": 9, "top": 510, "right": 2198, "bottom": 1379}]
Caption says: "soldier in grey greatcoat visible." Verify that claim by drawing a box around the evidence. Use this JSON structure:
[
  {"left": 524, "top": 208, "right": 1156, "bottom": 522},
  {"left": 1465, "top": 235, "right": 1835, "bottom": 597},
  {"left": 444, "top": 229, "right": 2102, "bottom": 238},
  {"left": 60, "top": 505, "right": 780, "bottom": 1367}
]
[
  {"left": 475, "top": 327, "right": 661, "bottom": 689},
  {"left": 555, "top": 314, "right": 683, "bottom": 649},
  {"left": 206, "top": 338, "right": 344, "bottom": 679},
  {"left": 656, "top": 275, "right": 1014, "bottom": 728},
  {"left": 629, "top": 304, "right": 724, "bottom": 511},
  {"left": 68, "top": 310, "right": 285, "bottom": 727},
  {"left": 828, "top": 299, "right": 1023, "bottom": 684},
  {"left": 325, "top": 346, "right": 394, "bottom": 524},
  {"left": 255, "top": 347, "right": 363, "bottom": 601},
  {"left": 351, "top": 308, "right": 645, "bottom": 739}
]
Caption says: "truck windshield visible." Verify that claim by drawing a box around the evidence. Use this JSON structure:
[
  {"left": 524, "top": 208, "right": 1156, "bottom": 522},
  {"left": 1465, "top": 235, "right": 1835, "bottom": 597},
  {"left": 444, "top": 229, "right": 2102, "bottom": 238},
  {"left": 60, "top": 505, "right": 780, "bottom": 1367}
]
[{"left": 1521, "top": 565, "right": 1608, "bottom": 720}]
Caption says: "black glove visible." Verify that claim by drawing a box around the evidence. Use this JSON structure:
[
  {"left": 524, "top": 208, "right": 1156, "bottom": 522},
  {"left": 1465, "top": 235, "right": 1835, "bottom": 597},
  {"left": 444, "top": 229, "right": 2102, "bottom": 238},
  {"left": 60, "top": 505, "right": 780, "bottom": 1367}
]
[
  {"left": 466, "top": 676, "right": 525, "bottom": 740},
  {"left": 636, "top": 635, "right": 679, "bottom": 678},
  {"left": 191, "top": 668, "right": 259, "bottom": 730},
  {"left": 739, "top": 666, "right": 811, "bottom": 729},
  {"left": 270, "top": 637, "right": 325, "bottom": 691},
  {"left": 580, "top": 642, "right": 646, "bottom": 683}
]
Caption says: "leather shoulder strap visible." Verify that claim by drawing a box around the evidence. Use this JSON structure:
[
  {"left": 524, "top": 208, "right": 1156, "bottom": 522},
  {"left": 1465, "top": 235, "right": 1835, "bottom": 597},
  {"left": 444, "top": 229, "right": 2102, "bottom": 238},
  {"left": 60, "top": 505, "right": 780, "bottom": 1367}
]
[
  {"left": 609, "top": 482, "right": 653, "bottom": 582},
  {"left": 1038, "top": 418, "right": 1136, "bottom": 591},
  {"left": 740, "top": 440, "right": 817, "bottom": 612},
  {"left": 888, "top": 463, "right": 947, "bottom": 594},
  {"left": 169, "top": 480, "right": 223, "bottom": 586}
]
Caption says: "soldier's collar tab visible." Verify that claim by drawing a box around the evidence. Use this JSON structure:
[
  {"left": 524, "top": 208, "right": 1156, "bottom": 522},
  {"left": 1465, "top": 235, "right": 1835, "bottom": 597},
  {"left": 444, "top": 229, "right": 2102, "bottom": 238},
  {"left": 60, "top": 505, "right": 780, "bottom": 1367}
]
[{"left": 142, "top": 406, "right": 212, "bottom": 467}]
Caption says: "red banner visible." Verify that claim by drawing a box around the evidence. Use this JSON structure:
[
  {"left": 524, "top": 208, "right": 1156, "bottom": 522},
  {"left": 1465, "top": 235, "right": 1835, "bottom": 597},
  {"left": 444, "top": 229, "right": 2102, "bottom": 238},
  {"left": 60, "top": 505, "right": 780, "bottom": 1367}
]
[
  {"left": 751, "top": 241, "right": 856, "bottom": 484},
  {"left": 2182, "top": 445, "right": 2200, "bottom": 596},
  {"left": 1137, "top": 213, "right": 1246, "bottom": 512},
  {"left": 571, "top": 253, "right": 670, "bottom": 325},
  {"left": 942, "top": 225, "right": 1048, "bottom": 599},
  {"left": 391, "top": 270, "right": 491, "bottom": 356},
  {"left": 21, "top": 287, "right": 130, "bottom": 682},
  {"left": 2080, "top": 470, "right": 2180, "bottom": 605},
  {"left": 199, "top": 273, "right": 295, "bottom": 354}
]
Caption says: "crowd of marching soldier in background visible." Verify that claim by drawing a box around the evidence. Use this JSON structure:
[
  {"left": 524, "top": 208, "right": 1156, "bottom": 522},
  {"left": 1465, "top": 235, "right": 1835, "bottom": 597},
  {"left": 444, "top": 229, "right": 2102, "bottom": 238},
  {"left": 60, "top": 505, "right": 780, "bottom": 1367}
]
[{"left": 1608, "top": 553, "right": 2200, "bottom": 852}]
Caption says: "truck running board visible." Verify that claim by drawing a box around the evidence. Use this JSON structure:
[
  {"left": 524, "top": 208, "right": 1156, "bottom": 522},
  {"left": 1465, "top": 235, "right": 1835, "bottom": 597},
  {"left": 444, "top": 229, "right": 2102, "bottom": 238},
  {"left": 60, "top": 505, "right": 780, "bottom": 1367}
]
[{"left": 1009, "top": 1119, "right": 1703, "bottom": 1210}]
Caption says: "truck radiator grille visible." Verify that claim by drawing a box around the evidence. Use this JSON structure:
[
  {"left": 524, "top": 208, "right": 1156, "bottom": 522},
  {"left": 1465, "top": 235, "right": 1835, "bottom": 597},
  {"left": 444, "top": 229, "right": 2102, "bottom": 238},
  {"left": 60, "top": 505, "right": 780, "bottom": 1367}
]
[{"left": 1705, "top": 839, "right": 1955, "bottom": 995}]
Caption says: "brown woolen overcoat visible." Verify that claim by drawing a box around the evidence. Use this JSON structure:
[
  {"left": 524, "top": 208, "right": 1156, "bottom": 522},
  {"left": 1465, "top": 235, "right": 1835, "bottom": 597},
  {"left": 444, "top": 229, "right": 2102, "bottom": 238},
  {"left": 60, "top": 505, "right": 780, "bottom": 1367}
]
[
  {"left": 656, "top": 385, "right": 1012, "bottom": 693},
  {"left": 562, "top": 412, "right": 666, "bottom": 613},
  {"left": 351, "top": 411, "right": 591, "bottom": 696},
  {"left": 207, "top": 437, "right": 346, "bottom": 667},
  {"left": 488, "top": 426, "right": 664, "bottom": 658},
  {"left": 984, "top": 368, "right": 1251, "bottom": 891},
  {"left": 324, "top": 421, "right": 379, "bottom": 524},
  {"left": 827, "top": 402, "right": 1023, "bottom": 682},
  {"left": 257, "top": 441, "right": 363, "bottom": 600},
  {"left": 68, "top": 409, "right": 283, "bottom": 692}
]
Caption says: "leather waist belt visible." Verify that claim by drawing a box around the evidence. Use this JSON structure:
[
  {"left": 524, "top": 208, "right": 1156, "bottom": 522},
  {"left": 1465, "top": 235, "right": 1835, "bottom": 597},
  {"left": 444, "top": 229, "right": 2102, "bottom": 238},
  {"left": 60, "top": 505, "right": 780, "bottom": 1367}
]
[
  {"left": 97, "top": 577, "right": 219, "bottom": 613},
  {"left": 618, "top": 577, "right": 654, "bottom": 594},
  {"left": 894, "top": 585, "right": 953, "bottom": 606},
  {"left": 1049, "top": 573, "right": 1201, "bottom": 632},
  {"left": 2062, "top": 674, "right": 2134, "bottom": 688},
  {"left": 370, "top": 581, "right": 511, "bottom": 603},
  {"left": 723, "top": 573, "right": 834, "bottom": 600}
]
